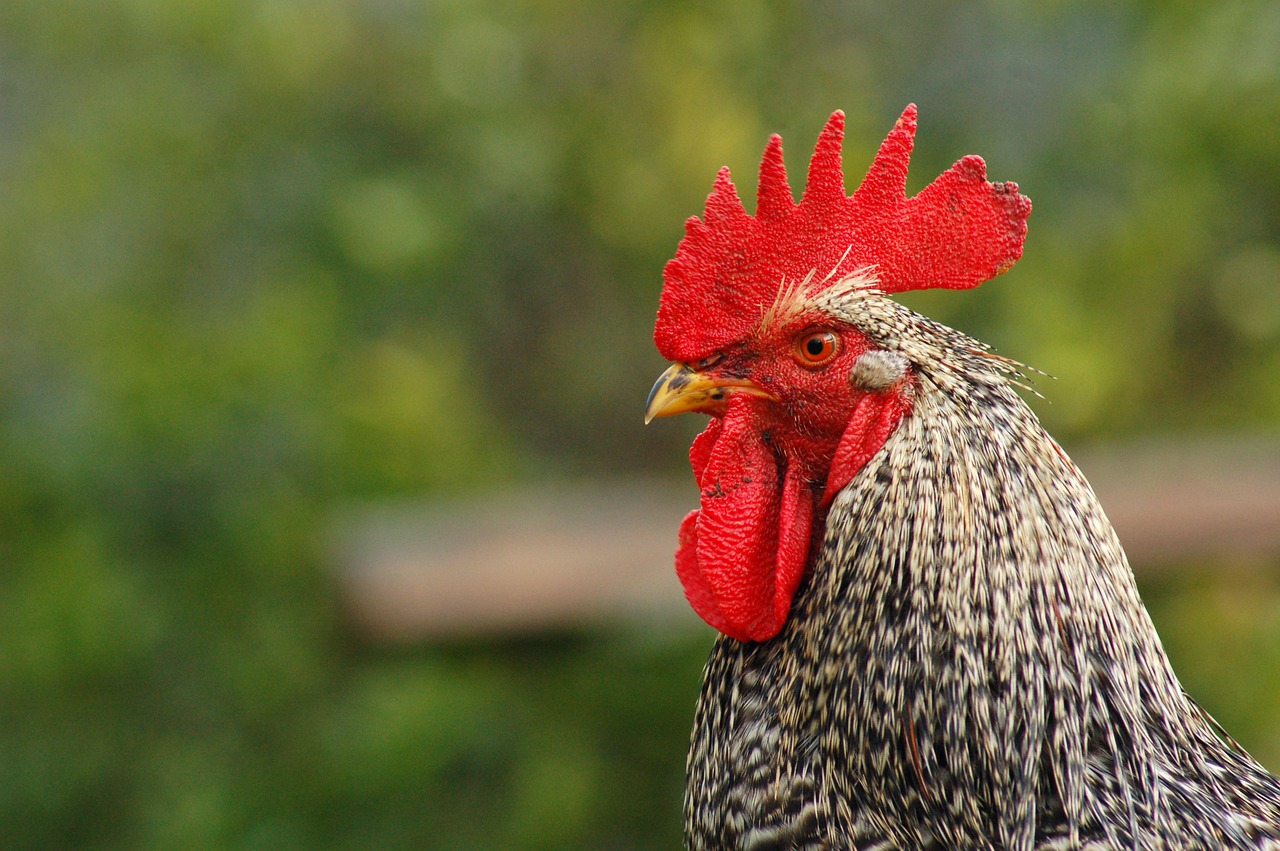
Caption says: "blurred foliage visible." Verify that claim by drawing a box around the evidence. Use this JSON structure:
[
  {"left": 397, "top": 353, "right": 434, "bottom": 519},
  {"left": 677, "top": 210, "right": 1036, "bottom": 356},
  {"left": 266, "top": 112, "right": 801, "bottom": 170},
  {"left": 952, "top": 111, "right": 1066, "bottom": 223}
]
[{"left": 0, "top": 0, "right": 1278, "bottom": 848}]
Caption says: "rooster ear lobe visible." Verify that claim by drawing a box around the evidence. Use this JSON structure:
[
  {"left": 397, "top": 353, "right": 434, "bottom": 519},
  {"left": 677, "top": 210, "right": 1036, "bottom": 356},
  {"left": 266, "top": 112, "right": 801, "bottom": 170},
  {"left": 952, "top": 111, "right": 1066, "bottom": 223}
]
[
  {"left": 852, "top": 103, "right": 917, "bottom": 210},
  {"left": 801, "top": 111, "right": 847, "bottom": 205}
]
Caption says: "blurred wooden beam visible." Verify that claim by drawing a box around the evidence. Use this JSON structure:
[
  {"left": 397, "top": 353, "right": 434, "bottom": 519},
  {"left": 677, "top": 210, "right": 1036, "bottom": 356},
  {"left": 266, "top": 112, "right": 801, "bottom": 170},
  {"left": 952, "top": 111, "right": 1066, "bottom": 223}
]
[
  {"left": 1080, "top": 437, "right": 1280, "bottom": 568},
  {"left": 333, "top": 438, "right": 1280, "bottom": 642},
  {"left": 333, "top": 478, "right": 702, "bottom": 641}
]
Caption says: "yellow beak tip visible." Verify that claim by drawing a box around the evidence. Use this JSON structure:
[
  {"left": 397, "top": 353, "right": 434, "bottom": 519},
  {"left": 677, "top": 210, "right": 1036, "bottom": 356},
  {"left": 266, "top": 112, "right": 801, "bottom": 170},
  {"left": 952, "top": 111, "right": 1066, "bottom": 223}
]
[{"left": 644, "top": 362, "right": 689, "bottom": 424}]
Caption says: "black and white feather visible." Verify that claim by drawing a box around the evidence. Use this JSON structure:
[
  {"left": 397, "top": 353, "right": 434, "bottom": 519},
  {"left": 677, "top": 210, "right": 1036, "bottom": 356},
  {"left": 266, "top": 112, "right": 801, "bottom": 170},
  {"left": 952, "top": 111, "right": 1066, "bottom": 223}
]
[{"left": 685, "top": 288, "right": 1280, "bottom": 851}]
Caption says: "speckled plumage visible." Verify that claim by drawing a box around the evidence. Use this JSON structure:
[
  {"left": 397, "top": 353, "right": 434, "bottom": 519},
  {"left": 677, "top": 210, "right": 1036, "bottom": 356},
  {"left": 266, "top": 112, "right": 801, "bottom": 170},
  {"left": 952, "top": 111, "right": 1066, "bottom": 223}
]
[{"left": 685, "top": 286, "right": 1280, "bottom": 850}]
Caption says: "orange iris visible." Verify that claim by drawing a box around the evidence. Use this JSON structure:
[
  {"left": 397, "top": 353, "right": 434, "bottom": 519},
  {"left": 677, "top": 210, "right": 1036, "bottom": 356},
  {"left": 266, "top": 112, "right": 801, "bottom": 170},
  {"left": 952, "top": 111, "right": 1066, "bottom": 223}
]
[{"left": 794, "top": 330, "right": 839, "bottom": 367}]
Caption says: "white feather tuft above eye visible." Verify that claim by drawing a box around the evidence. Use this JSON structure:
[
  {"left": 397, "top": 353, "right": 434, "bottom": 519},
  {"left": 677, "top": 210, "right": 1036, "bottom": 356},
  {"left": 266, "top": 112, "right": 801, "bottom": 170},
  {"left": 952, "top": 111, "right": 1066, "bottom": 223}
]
[
  {"left": 757, "top": 266, "right": 880, "bottom": 339},
  {"left": 849, "top": 349, "right": 909, "bottom": 392}
]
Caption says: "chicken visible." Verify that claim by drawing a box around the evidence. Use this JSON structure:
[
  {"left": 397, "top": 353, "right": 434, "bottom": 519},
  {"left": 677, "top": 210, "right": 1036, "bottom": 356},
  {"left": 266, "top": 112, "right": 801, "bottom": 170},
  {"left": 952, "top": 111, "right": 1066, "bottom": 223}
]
[{"left": 645, "top": 105, "right": 1280, "bottom": 850}]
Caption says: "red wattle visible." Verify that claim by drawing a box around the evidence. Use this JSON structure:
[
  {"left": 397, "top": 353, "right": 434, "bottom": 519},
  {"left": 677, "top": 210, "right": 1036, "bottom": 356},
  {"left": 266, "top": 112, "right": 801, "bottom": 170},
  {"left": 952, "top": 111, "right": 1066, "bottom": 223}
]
[
  {"left": 674, "top": 389, "right": 911, "bottom": 642},
  {"left": 689, "top": 417, "right": 722, "bottom": 487},
  {"left": 821, "top": 390, "right": 911, "bottom": 506},
  {"left": 674, "top": 418, "right": 733, "bottom": 633},
  {"left": 674, "top": 405, "right": 813, "bottom": 642},
  {"left": 773, "top": 466, "right": 814, "bottom": 629},
  {"left": 674, "top": 508, "right": 725, "bottom": 631}
]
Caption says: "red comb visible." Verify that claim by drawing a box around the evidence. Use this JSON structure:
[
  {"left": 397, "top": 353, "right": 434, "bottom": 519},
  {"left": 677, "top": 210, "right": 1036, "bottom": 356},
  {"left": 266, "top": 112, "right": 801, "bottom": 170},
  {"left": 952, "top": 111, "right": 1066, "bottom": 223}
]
[{"left": 654, "top": 105, "right": 1031, "bottom": 362}]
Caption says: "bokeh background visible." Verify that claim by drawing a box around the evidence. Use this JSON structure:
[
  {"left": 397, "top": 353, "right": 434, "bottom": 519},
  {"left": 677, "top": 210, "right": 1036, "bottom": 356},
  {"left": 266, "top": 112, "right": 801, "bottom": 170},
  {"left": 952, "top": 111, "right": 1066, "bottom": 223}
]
[{"left": 3, "top": 1, "right": 1280, "bottom": 848}]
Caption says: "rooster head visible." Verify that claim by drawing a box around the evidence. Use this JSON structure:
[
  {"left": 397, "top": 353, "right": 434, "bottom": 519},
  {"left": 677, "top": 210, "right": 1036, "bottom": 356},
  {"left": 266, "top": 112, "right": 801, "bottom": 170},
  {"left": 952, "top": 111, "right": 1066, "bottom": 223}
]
[{"left": 646, "top": 105, "right": 1031, "bottom": 642}]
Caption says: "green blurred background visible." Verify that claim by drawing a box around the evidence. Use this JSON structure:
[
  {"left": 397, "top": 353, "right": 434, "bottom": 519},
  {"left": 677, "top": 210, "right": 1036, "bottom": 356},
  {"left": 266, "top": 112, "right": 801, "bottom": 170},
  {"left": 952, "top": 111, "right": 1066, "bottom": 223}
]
[{"left": 2, "top": 0, "right": 1280, "bottom": 848}]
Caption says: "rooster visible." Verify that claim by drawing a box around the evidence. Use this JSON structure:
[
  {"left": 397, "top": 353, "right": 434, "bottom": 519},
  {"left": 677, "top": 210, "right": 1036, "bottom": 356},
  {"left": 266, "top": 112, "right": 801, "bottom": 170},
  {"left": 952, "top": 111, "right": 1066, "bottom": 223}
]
[{"left": 645, "top": 105, "right": 1280, "bottom": 850}]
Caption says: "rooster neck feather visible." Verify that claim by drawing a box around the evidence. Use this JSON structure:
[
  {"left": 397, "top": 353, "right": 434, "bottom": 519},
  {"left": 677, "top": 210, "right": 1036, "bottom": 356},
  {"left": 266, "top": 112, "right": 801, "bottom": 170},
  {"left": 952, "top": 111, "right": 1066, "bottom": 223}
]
[{"left": 685, "top": 295, "right": 1280, "bottom": 851}]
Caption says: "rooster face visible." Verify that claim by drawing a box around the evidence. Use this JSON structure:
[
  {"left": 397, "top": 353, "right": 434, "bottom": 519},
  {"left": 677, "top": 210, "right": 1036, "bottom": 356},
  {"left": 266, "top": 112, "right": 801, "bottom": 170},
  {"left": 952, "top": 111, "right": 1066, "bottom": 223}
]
[
  {"left": 646, "top": 299, "right": 914, "bottom": 643},
  {"left": 647, "top": 106, "right": 1029, "bottom": 642},
  {"left": 647, "top": 314, "right": 886, "bottom": 481}
]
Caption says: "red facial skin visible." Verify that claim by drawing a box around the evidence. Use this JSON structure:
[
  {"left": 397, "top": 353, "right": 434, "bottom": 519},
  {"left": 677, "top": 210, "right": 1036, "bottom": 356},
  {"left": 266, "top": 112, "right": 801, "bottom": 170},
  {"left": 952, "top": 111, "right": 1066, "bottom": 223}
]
[{"left": 674, "top": 316, "right": 911, "bottom": 642}]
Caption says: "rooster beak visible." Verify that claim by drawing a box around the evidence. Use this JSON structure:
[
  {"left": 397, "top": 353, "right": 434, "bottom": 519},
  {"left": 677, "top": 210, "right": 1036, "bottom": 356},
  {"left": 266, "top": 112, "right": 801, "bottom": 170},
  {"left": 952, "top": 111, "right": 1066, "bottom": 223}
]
[{"left": 644, "top": 362, "right": 775, "bottom": 424}]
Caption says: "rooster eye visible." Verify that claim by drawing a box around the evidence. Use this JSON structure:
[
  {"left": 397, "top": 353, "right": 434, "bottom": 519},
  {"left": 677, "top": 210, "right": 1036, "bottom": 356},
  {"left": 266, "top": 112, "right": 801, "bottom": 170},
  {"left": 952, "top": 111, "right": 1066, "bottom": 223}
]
[{"left": 794, "top": 330, "right": 839, "bottom": 367}]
